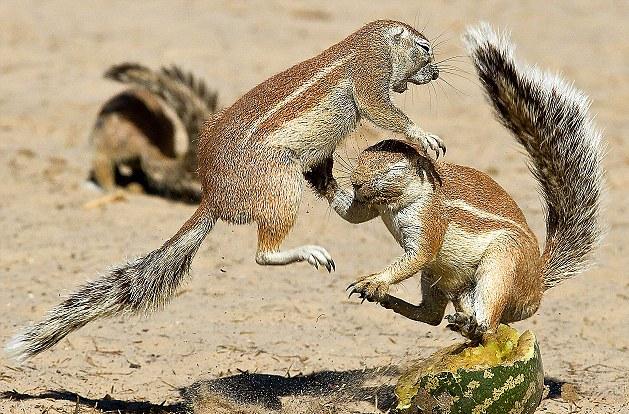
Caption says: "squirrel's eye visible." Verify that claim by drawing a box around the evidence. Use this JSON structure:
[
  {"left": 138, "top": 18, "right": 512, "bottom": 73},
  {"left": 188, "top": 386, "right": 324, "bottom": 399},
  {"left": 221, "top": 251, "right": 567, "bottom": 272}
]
[
  {"left": 417, "top": 42, "right": 430, "bottom": 53},
  {"left": 393, "top": 30, "right": 403, "bottom": 42}
]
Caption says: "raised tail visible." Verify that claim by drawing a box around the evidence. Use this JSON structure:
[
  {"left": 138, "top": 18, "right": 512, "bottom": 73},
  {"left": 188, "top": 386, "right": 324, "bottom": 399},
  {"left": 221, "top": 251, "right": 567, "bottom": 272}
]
[
  {"left": 464, "top": 23, "right": 604, "bottom": 289},
  {"left": 104, "top": 63, "right": 217, "bottom": 156},
  {"left": 6, "top": 205, "right": 215, "bottom": 362}
]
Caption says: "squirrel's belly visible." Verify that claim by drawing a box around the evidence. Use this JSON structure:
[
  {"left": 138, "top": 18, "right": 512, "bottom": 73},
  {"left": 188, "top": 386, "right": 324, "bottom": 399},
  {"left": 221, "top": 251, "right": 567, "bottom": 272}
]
[
  {"left": 265, "top": 87, "right": 357, "bottom": 170},
  {"left": 430, "top": 224, "right": 511, "bottom": 292}
]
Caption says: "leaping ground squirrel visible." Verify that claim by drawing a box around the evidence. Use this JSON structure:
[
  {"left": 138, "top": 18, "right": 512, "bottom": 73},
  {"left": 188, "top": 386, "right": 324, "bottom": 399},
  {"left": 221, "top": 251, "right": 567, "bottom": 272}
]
[
  {"left": 7, "top": 20, "right": 442, "bottom": 360},
  {"left": 309, "top": 24, "right": 604, "bottom": 341},
  {"left": 90, "top": 63, "right": 218, "bottom": 201}
]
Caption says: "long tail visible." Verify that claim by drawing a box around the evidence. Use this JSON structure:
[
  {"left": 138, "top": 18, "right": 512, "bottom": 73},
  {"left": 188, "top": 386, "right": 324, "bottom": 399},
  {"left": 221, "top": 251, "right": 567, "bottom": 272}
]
[
  {"left": 104, "top": 63, "right": 217, "bottom": 160},
  {"left": 6, "top": 205, "right": 215, "bottom": 362},
  {"left": 464, "top": 23, "right": 604, "bottom": 289}
]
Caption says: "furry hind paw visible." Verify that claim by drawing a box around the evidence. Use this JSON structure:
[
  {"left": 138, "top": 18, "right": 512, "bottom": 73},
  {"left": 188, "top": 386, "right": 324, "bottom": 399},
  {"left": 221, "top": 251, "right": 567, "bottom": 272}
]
[{"left": 446, "top": 312, "right": 486, "bottom": 342}]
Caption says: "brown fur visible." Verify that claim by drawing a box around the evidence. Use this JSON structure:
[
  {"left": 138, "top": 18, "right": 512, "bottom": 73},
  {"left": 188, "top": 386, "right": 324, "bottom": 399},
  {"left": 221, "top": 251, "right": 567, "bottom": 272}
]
[
  {"left": 310, "top": 139, "right": 544, "bottom": 340},
  {"left": 309, "top": 21, "right": 606, "bottom": 340},
  {"left": 90, "top": 64, "right": 219, "bottom": 202},
  {"left": 90, "top": 89, "right": 180, "bottom": 190},
  {"left": 198, "top": 19, "right": 441, "bottom": 267},
  {"left": 4, "top": 20, "right": 442, "bottom": 361}
]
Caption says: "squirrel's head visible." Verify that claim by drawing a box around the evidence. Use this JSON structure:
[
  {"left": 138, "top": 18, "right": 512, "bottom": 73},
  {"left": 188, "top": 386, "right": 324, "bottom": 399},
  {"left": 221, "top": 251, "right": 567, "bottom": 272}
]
[
  {"left": 362, "top": 21, "right": 439, "bottom": 93},
  {"left": 351, "top": 139, "right": 440, "bottom": 206}
]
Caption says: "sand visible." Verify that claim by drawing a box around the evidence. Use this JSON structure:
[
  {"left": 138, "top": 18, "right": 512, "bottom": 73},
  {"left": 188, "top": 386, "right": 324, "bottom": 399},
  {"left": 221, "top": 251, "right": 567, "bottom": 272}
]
[{"left": 1, "top": 1, "right": 628, "bottom": 413}]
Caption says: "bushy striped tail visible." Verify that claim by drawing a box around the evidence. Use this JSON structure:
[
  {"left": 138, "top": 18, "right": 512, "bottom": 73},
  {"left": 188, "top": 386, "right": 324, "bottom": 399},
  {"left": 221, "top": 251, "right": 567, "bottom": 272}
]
[
  {"left": 6, "top": 205, "right": 214, "bottom": 361},
  {"left": 104, "top": 63, "right": 217, "bottom": 160},
  {"left": 464, "top": 23, "right": 605, "bottom": 289}
]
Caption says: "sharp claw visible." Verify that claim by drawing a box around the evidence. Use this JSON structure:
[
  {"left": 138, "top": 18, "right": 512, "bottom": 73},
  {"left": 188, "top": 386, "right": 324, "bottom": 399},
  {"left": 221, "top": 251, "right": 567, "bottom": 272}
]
[
  {"left": 348, "top": 289, "right": 359, "bottom": 299},
  {"left": 346, "top": 282, "right": 357, "bottom": 291},
  {"left": 361, "top": 297, "right": 366, "bottom": 304},
  {"left": 324, "top": 262, "right": 331, "bottom": 272},
  {"left": 330, "top": 260, "right": 336, "bottom": 272}
]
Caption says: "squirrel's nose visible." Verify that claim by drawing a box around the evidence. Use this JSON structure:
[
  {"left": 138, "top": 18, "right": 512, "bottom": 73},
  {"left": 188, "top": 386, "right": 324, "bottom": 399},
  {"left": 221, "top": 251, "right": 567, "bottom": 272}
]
[
  {"left": 352, "top": 183, "right": 367, "bottom": 202},
  {"left": 352, "top": 181, "right": 366, "bottom": 194},
  {"left": 432, "top": 66, "right": 439, "bottom": 80}
]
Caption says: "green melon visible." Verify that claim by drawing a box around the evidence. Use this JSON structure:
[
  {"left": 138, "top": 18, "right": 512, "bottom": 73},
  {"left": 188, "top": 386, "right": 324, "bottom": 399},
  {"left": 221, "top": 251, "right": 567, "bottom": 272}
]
[{"left": 395, "top": 325, "right": 544, "bottom": 414}]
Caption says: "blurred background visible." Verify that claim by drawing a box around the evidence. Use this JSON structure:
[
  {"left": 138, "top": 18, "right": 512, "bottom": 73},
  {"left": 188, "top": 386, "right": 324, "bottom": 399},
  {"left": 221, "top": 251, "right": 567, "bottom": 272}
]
[{"left": 1, "top": 1, "right": 627, "bottom": 412}]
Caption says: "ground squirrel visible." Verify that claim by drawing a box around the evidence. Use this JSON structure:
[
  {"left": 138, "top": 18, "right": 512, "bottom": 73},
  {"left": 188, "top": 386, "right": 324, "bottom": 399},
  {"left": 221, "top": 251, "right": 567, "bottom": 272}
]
[
  {"left": 7, "top": 20, "right": 442, "bottom": 360},
  {"left": 309, "top": 24, "right": 604, "bottom": 341},
  {"left": 90, "top": 63, "right": 218, "bottom": 201}
]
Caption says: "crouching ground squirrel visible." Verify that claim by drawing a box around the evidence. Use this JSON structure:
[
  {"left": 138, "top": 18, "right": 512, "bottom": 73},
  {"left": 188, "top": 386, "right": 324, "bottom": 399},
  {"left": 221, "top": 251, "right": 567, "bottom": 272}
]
[
  {"left": 308, "top": 24, "right": 604, "bottom": 341},
  {"left": 8, "top": 20, "right": 443, "bottom": 360},
  {"left": 91, "top": 63, "right": 218, "bottom": 201}
]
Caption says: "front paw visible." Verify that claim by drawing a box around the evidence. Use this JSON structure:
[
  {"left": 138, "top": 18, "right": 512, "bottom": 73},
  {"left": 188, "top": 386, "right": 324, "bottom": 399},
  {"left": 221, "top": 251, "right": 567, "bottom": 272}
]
[
  {"left": 347, "top": 273, "right": 390, "bottom": 303},
  {"left": 419, "top": 133, "right": 446, "bottom": 158},
  {"left": 407, "top": 125, "right": 446, "bottom": 158}
]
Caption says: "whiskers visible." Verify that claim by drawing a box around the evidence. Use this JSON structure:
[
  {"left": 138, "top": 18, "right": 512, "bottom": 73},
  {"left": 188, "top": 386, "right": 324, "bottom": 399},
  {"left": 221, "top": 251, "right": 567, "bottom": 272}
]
[
  {"left": 425, "top": 28, "right": 478, "bottom": 100},
  {"left": 333, "top": 152, "right": 355, "bottom": 188},
  {"left": 432, "top": 54, "right": 476, "bottom": 99},
  {"left": 332, "top": 134, "right": 367, "bottom": 188}
]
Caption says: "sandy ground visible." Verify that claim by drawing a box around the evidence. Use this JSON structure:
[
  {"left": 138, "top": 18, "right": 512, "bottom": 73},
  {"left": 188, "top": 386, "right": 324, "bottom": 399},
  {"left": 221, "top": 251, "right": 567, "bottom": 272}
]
[{"left": 1, "top": 1, "right": 628, "bottom": 413}]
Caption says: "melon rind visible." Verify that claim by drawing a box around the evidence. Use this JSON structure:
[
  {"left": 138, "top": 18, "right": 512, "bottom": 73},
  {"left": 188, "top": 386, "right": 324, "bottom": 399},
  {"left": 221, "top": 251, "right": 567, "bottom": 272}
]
[{"left": 395, "top": 327, "right": 544, "bottom": 414}]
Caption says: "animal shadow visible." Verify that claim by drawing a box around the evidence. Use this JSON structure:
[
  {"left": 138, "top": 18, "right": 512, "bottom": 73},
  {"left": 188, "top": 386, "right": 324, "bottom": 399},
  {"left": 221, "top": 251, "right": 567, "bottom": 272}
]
[
  {"left": 1, "top": 366, "right": 398, "bottom": 413},
  {"left": 181, "top": 366, "right": 399, "bottom": 411},
  {"left": 0, "top": 389, "right": 180, "bottom": 413},
  {"left": 3, "top": 370, "right": 567, "bottom": 413}
]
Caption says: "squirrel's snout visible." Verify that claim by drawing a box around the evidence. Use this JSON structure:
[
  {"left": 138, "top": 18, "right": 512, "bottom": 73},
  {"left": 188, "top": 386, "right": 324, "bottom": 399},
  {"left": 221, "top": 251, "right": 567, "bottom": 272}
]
[
  {"left": 352, "top": 182, "right": 367, "bottom": 199},
  {"left": 353, "top": 184, "right": 368, "bottom": 202},
  {"left": 432, "top": 66, "right": 439, "bottom": 80}
]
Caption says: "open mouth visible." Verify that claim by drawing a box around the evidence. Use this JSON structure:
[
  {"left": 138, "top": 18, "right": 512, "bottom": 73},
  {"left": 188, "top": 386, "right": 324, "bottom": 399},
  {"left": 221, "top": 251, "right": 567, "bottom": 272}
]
[{"left": 393, "top": 64, "right": 439, "bottom": 93}]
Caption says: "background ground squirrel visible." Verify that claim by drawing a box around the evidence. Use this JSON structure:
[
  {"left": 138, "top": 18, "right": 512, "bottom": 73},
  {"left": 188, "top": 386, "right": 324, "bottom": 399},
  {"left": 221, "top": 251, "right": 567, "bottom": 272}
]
[
  {"left": 309, "top": 24, "right": 604, "bottom": 341},
  {"left": 7, "top": 19, "right": 443, "bottom": 361},
  {"left": 90, "top": 63, "right": 218, "bottom": 202}
]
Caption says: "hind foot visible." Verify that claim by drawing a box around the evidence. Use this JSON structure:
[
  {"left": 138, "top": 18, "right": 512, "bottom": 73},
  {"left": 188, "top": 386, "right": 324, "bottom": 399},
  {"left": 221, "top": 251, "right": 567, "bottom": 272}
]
[
  {"left": 446, "top": 312, "right": 486, "bottom": 342},
  {"left": 256, "top": 245, "right": 335, "bottom": 272}
]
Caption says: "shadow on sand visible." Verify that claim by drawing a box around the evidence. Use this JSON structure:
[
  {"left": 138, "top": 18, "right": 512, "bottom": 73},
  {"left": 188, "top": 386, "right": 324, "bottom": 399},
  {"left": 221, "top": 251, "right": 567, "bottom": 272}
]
[
  {"left": 1, "top": 370, "right": 569, "bottom": 413},
  {"left": 1, "top": 389, "right": 181, "bottom": 413},
  {"left": 1, "top": 366, "right": 398, "bottom": 413}
]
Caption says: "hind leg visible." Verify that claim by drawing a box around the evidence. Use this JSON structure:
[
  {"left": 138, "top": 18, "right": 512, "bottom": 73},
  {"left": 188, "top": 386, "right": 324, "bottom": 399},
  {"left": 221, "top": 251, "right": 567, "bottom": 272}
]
[
  {"left": 379, "top": 271, "right": 449, "bottom": 325},
  {"left": 447, "top": 244, "right": 516, "bottom": 341},
  {"left": 256, "top": 225, "right": 335, "bottom": 271},
  {"left": 253, "top": 158, "right": 335, "bottom": 271}
]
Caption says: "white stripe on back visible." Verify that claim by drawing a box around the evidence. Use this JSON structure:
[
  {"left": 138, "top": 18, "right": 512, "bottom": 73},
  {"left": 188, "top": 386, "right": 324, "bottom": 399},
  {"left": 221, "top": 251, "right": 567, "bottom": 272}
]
[
  {"left": 444, "top": 199, "right": 528, "bottom": 235},
  {"left": 245, "top": 53, "right": 354, "bottom": 140}
]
